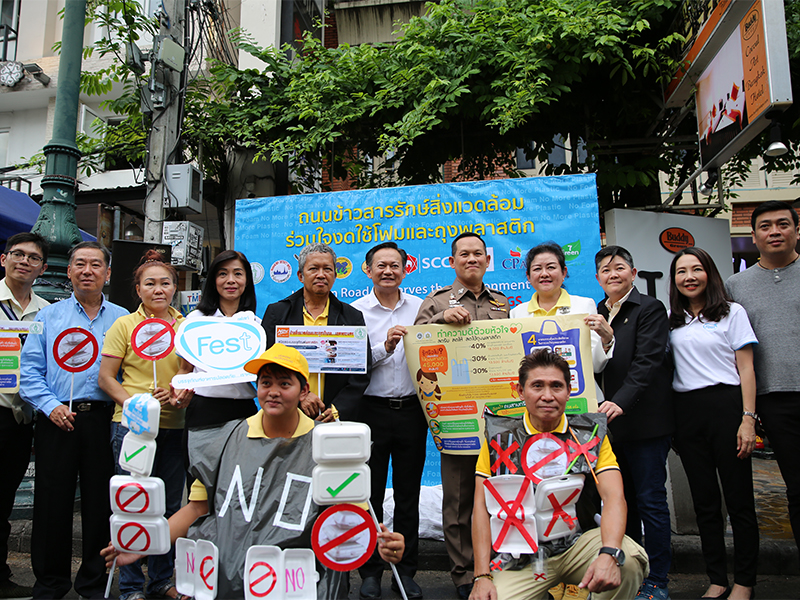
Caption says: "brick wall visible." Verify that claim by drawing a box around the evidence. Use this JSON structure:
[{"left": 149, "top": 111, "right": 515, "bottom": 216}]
[{"left": 732, "top": 202, "right": 759, "bottom": 229}]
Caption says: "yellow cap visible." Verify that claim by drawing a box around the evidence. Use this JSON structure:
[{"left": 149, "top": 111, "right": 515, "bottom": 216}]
[{"left": 244, "top": 343, "right": 310, "bottom": 381}]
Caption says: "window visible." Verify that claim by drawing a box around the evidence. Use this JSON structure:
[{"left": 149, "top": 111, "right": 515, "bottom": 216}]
[
  {"left": 0, "top": 0, "right": 20, "bottom": 61},
  {"left": 0, "top": 130, "right": 8, "bottom": 167}
]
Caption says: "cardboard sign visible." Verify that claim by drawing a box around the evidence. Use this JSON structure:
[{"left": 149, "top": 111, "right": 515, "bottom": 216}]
[
  {"left": 131, "top": 318, "right": 175, "bottom": 361},
  {"left": 173, "top": 315, "right": 266, "bottom": 389},
  {"left": 405, "top": 315, "right": 596, "bottom": 455},
  {"left": 53, "top": 327, "right": 98, "bottom": 373},
  {"left": 274, "top": 326, "right": 368, "bottom": 374},
  {"left": 311, "top": 504, "right": 376, "bottom": 571}
]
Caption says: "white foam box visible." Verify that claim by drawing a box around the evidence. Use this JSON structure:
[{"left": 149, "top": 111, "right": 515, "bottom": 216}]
[
  {"left": 244, "top": 545, "right": 283, "bottom": 600},
  {"left": 534, "top": 474, "right": 584, "bottom": 542},
  {"left": 284, "top": 548, "right": 319, "bottom": 599},
  {"left": 312, "top": 464, "right": 371, "bottom": 505},
  {"left": 482, "top": 474, "right": 537, "bottom": 555},
  {"left": 110, "top": 514, "right": 170, "bottom": 556},
  {"left": 121, "top": 393, "right": 160, "bottom": 438},
  {"left": 118, "top": 433, "right": 157, "bottom": 477},
  {"left": 312, "top": 422, "right": 370, "bottom": 464},
  {"left": 194, "top": 540, "right": 219, "bottom": 600},
  {"left": 110, "top": 475, "right": 165, "bottom": 516},
  {"left": 175, "top": 538, "right": 196, "bottom": 596}
]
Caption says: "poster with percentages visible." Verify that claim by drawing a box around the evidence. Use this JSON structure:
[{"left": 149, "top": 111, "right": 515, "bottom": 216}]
[{"left": 404, "top": 315, "right": 597, "bottom": 456}]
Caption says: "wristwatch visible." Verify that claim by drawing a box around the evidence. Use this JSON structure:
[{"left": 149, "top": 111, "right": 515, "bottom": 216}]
[{"left": 598, "top": 546, "right": 626, "bottom": 567}]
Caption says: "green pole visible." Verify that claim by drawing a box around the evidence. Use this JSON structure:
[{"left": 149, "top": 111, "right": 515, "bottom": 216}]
[{"left": 31, "top": 0, "right": 87, "bottom": 302}]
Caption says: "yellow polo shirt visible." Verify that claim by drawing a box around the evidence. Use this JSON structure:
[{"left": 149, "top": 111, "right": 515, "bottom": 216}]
[
  {"left": 525, "top": 289, "right": 572, "bottom": 317},
  {"left": 188, "top": 408, "right": 314, "bottom": 501}
]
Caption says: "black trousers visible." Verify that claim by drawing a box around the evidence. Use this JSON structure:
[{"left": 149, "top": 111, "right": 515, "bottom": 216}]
[
  {"left": 358, "top": 395, "right": 428, "bottom": 579},
  {"left": 0, "top": 407, "right": 32, "bottom": 584},
  {"left": 31, "top": 405, "right": 114, "bottom": 599},
  {"left": 757, "top": 392, "right": 800, "bottom": 554},
  {"left": 673, "top": 384, "right": 759, "bottom": 587}
]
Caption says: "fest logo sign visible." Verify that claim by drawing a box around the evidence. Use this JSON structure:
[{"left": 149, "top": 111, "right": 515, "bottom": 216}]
[
  {"left": 235, "top": 175, "right": 602, "bottom": 313},
  {"left": 404, "top": 315, "right": 596, "bottom": 456}
]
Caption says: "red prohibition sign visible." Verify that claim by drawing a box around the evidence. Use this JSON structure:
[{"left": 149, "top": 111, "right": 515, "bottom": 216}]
[
  {"left": 117, "top": 522, "right": 151, "bottom": 552},
  {"left": 521, "top": 433, "right": 569, "bottom": 484},
  {"left": 53, "top": 327, "right": 98, "bottom": 373},
  {"left": 248, "top": 561, "right": 277, "bottom": 598},
  {"left": 131, "top": 318, "right": 175, "bottom": 361},
  {"left": 115, "top": 483, "right": 150, "bottom": 514},
  {"left": 200, "top": 556, "right": 215, "bottom": 590},
  {"left": 311, "top": 504, "right": 377, "bottom": 572}
]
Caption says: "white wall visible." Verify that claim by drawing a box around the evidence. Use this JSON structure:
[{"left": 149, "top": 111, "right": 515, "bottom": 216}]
[
  {"left": 0, "top": 107, "right": 47, "bottom": 167},
  {"left": 238, "top": 0, "right": 281, "bottom": 70},
  {"left": 604, "top": 208, "right": 734, "bottom": 307}
]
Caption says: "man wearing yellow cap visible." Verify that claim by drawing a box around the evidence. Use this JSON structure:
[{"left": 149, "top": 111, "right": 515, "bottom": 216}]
[{"left": 103, "top": 344, "right": 403, "bottom": 599}]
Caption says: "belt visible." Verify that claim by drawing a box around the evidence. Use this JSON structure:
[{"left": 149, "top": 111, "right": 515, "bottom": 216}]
[
  {"left": 69, "top": 401, "right": 110, "bottom": 412},
  {"left": 364, "top": 394, "right": 418, "bottom": 410}
]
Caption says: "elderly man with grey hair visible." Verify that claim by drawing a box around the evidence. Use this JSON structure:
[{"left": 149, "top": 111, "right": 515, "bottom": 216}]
[{"left": 261, "top": 244, "right": 371, "bottom": 422}]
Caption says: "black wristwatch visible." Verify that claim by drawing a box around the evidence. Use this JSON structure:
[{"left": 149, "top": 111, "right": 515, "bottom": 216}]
[{"left": 598, "top": 546, "right": 625, "bottom": 567}]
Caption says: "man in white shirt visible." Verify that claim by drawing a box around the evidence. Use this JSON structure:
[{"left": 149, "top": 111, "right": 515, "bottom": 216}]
[
  {"left": 0, "top": 232, "right": 49, "bottom": 599},
  {"left": 352, "top": 242, "right": 425, "bottom": 600}
]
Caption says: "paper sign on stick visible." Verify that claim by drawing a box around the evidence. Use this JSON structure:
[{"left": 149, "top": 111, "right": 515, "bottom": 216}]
[
  {"left": 311, "top": 504, "right": 376, "bottom": 571},
  {"left": 53, "top": 327, "right": 98, "bottom": 373},
  {"left": 131, "top": 318, "right": 175, "bottom": 361}
]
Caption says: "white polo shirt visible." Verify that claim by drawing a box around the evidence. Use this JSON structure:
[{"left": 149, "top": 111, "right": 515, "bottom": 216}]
[{"left": 669, "top": 302, "right": 757, "bottom": 393}]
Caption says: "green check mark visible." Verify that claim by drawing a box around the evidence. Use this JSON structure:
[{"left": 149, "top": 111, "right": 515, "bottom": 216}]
[
  {"left": 124, "top": 445, "right": 146, "bottom": 462},
  {"left": 327, "top": 472, "right": 360, "bottom": 497}
]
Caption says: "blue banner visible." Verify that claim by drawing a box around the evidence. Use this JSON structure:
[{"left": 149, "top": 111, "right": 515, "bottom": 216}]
[{"left": 236, "top": 175, "right": 603, "bottom": 315}]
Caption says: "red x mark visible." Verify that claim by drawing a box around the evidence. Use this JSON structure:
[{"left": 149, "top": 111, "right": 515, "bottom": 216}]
[
  {"left": 543, "top": 489, "right": 581, "bottom": 537},
  {"left": 489, "top": 558, "right": 503, "bottom": 572},
  {"left": 566, "top": 435, "right": 599, "bottom": 468},
  {"left": 521, "top": 433, "right": 568, "bottom": 484},
  {"left": 490, "top": 439, "right": 519, "bottom": 474},
  {"left": 483, "top": 478, "right": 538, "bottom": 554},
  {"left": 534, "top": 572, "right": 547, "bottom": 581}
]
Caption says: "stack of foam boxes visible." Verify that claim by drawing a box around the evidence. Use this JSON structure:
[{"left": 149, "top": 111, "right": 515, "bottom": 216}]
[{"left": 109, "top": 395, "right": 171, "bottom": 564}]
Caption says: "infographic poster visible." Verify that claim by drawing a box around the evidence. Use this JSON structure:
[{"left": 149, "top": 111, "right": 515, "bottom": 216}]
[{"left": 404, "top": 315, "right": 597, "bottom": 456}]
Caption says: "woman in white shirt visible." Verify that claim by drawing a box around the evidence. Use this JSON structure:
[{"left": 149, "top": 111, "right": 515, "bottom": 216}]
[
  {"left": 180, "top": 250, "right": 260, "bottom": 429},
  {"left": 510, "top": 241, "right": 613, "bottom": 375},
  {"left": 668, "top": 247, "right": 758, "bottom": 600}
]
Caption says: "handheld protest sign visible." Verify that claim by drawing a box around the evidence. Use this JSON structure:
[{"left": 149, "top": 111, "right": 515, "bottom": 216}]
[
  {"left": 195, "top": 540, "right": 219, "bottom": 600},
  {"left": 54, "top": 327, "right": 98, "bottom": 373},
  {"left": 175, "top": 538, "right": 197, "bottom": 597},
  {"left": 311, "top": 503, "right": 376, "bottom": 571},
  {"left": 110, "top": 475, "right": 166, "bottom": 516},
  {"left": 131, "top": 318, "right": 175, "bottom": 361},
  {"left": 110, "top": 514, "right": 170, "bottom": 555},
  {"left": 172, "top": 315, "right": 266, "bottom": 389},
  {"left": 118, "top": 433, "right": 157, "bottom": 476}
]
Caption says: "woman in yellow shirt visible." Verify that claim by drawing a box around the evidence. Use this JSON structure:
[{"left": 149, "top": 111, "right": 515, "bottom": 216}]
[{"left": 99, "top": 250, "right": 188, "bottom": 600}]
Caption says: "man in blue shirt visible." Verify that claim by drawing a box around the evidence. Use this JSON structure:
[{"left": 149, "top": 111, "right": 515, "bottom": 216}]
[{"left": 20, "top": 241, "right": 128, "bottom": 599}]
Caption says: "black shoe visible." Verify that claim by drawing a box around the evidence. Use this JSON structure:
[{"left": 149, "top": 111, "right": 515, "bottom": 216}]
[
  {"left": 360, "top": 576, "right": 382, "bottom": 600},
  {"left": 0, "top": 579, "right": 33, "bottom": 600},
  {"left": 456, "top": 583, "right": 473, "bottom": 599},
  {"left": 391, "top": 576, "right": 423, "bottom": 599}
]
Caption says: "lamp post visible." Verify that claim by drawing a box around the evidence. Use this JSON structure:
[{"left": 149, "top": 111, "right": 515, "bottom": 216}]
[{"left": 31, "top": 0, "right": 87, "bottom": 302}]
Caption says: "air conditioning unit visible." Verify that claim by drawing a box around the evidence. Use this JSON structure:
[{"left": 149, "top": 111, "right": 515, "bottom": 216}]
[{"left": 163, "top": 164, "right": 202, "bottom": 215}]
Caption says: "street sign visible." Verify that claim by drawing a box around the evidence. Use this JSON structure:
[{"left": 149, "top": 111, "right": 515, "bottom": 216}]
[
  {"left": 53, "top": 327, "right": 98, "bottom": 373},
  {"left": 311, "top": 504, "right": 376, "bottom": 571}
]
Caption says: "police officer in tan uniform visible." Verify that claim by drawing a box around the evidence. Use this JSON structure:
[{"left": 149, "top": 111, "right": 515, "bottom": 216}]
[{"left": 414, "top": 232, "right": 508, "bottom": 599}]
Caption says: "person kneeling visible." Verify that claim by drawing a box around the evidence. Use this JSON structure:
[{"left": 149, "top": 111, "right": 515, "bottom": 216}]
[
  {"left": 471, "top": 349, "right": 649, "bottom": 600},
  {"left": 103, "top": 344, "right": 403, "bottom": 599}
]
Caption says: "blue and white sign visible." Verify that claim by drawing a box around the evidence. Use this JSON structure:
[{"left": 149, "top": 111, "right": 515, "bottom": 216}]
[
  {"left": 172, "top": 313, "right": 267, "bottom": 389},
  {"left": 236, "top": 175, "right": 604, "bottom": 314}
]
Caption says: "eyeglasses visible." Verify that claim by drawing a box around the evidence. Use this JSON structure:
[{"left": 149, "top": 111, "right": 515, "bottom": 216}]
[{"left": 6, "top": 250, "right": 44, "bottom": 267}]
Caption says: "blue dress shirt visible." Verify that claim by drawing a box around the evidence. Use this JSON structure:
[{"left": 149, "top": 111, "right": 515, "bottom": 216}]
[{"left": 20, "top": 293, "right": 128, "bottom": 418}]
